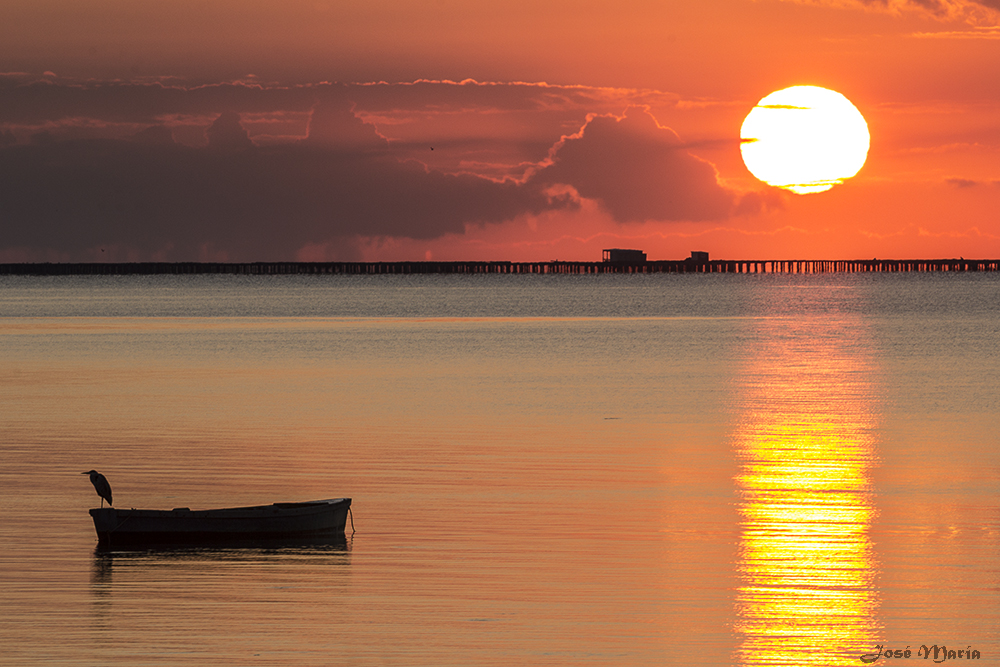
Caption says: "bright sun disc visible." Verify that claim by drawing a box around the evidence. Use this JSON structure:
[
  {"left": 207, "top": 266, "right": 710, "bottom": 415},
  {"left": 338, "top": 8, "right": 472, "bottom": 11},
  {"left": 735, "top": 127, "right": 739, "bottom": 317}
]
[{"left": 740, "top": 85, "right": 870, "bottom": 194}]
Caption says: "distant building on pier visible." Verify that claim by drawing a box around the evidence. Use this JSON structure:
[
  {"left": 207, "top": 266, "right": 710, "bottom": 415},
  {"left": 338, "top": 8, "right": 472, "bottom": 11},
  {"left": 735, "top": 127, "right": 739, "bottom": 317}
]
[
  {"left": 687, "top": 251, "right": 709, "bottom": 263},
  {"left": 603, "top": 248, "right": 647, "bottom": 263}
]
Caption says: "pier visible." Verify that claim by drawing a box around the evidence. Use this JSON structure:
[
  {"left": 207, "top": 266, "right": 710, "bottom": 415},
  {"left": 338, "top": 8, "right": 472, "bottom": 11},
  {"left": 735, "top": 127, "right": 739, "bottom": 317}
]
[{"left": 0, "top": 258, "right": 998, "bottom": 276}]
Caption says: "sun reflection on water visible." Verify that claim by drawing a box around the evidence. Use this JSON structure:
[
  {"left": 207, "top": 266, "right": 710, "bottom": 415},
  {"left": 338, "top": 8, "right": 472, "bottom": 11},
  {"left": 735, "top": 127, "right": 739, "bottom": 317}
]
[{"left": 732, "top": 315, "right": 881, "bottom": 666}]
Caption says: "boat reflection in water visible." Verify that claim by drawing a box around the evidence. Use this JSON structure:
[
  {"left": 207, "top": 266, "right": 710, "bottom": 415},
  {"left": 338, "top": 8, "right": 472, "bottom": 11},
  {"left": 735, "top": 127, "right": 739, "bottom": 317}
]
[
  {"left": 89, "top": 533, "right": 352, "bottom": 639},
  {"left": 732, "top": 314, "right": 881, "bottom": 666},
  {"left": 91, "top": 532, "right": 350, "bottom": 583},
  {"left": 92, "top": 532, "right": 351, "bottom": 557}
]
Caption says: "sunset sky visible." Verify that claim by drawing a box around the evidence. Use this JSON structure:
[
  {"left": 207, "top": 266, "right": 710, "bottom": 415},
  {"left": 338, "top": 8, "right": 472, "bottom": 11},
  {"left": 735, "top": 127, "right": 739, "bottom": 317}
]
[{"left": 2, "top": 0, "right": 999, "bottom": 262}]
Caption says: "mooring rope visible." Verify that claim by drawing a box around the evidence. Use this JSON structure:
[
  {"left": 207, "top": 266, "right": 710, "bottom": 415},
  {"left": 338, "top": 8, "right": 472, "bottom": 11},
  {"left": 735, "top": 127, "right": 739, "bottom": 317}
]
[{"left": 109, "top": 509, "right": 136, "bottom": 534}]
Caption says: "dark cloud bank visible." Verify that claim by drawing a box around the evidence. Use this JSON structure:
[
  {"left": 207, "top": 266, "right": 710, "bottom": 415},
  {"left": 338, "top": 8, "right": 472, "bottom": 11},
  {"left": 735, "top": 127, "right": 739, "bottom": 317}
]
[{"left": 0, "top": 80, "right": 771, "bottom": 261}]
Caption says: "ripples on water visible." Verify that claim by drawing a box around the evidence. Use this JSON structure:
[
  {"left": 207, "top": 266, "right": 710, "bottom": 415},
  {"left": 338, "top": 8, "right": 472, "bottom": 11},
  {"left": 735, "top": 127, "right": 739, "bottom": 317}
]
[
  {"left": 0, "top": 273, "right": 997, "bottom": 665},
  {"left": 733, "top": 314, "right": 881, "bottom": 666}
]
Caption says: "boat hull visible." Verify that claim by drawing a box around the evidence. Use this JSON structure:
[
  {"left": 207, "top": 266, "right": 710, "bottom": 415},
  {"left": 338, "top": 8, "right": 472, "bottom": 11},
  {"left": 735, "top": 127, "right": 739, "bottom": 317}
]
[{"left": 89, "top": 498, "right": 351, "bottom": 546}]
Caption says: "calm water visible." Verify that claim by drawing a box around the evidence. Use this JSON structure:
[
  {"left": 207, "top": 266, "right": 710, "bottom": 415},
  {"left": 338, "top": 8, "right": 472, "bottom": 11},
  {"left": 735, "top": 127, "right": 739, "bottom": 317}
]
[{"left": 0, "top": 273, "right": 997, "bottom": 666}]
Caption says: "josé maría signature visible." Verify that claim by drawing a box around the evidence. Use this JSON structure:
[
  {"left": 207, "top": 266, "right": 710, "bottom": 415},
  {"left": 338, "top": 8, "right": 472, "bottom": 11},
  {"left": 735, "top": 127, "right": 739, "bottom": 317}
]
[{"left": 860, "top": 645, "right": 981, "bottom": 663}]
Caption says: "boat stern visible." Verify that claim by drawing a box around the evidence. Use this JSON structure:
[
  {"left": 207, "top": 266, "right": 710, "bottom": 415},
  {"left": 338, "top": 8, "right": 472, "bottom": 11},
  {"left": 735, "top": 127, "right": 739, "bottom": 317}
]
[{"left": 89, "top": 507, "right": 118, "bottom": 542}]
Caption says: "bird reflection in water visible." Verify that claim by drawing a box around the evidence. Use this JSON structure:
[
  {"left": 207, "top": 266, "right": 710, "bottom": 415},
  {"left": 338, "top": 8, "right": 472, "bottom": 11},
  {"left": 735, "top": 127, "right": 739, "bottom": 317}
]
[{"left": 732, "top": 315, "right": 882, "bottom": 666}]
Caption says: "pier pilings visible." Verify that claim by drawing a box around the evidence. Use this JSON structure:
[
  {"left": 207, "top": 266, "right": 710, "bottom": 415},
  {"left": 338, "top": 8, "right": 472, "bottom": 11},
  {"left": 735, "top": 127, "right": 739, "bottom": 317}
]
[{"left": 0, "top": 259, "right": 998, "bottom": 276}]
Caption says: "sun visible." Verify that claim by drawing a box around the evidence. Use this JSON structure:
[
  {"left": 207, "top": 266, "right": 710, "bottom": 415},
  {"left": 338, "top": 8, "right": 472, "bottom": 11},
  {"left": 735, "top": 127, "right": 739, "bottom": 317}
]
[{"left": 740, "top": 86, "right": 870, "bottom": 195}]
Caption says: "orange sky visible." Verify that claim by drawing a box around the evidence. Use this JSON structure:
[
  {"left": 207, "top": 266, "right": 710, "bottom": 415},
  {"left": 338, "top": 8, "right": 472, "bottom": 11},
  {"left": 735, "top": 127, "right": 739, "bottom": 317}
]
[{"left": 1, "top": 0, "right": 998, "bottom": 261}]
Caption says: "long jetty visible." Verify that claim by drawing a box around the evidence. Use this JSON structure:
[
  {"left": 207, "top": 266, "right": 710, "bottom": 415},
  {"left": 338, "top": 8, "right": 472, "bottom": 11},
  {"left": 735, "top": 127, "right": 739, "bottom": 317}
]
[{"left": 1, "top": 259, "right": 998, "bottom": 276}]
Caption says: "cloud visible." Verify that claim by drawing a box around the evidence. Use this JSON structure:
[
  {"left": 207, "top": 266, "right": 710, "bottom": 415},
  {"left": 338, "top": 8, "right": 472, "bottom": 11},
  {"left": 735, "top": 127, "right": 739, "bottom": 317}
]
[
  {"left": 912, "top": 25, "right": 1000, "bottom": 36},
  {"left": 776, "top": 0, "right": 1000, "bottom": 24},
  {"left": 0, "top": 78, "right": 767, "bottom": 261},
  {"left": 0, "top": 102, "right": 567, "bottom": 261},
  {"left": 132, "top": 124, "right": 176, "bottom": 145},
  {"left": 733, "top": 190, "right": 786, "bottom": 216},
  {"left": 303, "top": 102, "right": 389, "bottom": 152},
  {"left": 0, "top": 76, "right": 674, "bottom": 130},
  {"left": 530, "top": 107, "right": 735, "bottom": 222},
  {"left": 206, "top": 111, "right": 255, "bottom": 151},
  {"left": 946, "top": 177, "right": 980, "bottom": 187}
]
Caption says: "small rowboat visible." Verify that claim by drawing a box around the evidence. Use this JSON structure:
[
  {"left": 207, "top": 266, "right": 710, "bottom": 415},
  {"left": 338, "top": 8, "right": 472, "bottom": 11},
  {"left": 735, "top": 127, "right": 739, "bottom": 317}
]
[{"left": 89, "top": 498, "right": 352, "bottom": 547}]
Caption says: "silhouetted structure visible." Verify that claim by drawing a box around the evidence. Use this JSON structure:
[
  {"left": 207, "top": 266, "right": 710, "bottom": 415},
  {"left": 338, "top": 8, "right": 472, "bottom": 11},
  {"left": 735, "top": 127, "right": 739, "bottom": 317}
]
[
  {"left": 603, "top": 248, "right": 647, "bottom": 263},
  {"left": 688, "top": 251, "right": 709, "bottom": 263},
  {"left": 3, "top": 259, "right": 1000, "bottom": 275},
  {"left": 82, "top": 470, "right": 113, "bottom": 507}
]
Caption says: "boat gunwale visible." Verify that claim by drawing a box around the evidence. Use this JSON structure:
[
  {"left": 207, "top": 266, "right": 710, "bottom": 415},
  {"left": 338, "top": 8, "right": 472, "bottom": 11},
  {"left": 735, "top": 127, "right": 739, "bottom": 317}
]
[
  {"left": 88, "top": 498, "right": 352, "bottom": 545},
  {"left": 90, "top": 497, "right": 349, "bottom": 518}
]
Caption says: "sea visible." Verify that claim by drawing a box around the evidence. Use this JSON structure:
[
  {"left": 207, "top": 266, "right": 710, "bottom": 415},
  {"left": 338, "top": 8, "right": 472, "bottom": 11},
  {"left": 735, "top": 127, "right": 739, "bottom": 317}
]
[{"left": 0, "top": 271, "right": 997, "bottom": 666}]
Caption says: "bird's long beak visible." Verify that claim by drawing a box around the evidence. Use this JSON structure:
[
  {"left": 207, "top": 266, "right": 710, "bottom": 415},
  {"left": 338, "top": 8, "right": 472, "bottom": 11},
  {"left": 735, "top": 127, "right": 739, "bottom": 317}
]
[{"left": 80, "top": 471, "right": 88, "bottom": 475}]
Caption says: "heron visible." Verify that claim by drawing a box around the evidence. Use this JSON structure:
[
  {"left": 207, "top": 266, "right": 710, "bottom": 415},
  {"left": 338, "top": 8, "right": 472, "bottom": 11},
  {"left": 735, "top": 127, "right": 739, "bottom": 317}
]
[{"left": 81, "top": 470, "right": 113, "bottom": 507}]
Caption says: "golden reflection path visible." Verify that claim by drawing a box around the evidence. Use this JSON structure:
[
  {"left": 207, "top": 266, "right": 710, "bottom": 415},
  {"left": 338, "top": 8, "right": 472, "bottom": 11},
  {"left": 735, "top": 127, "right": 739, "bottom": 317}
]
[{"left": 732, "top": 315, "right": 881, "bottom": 666}]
